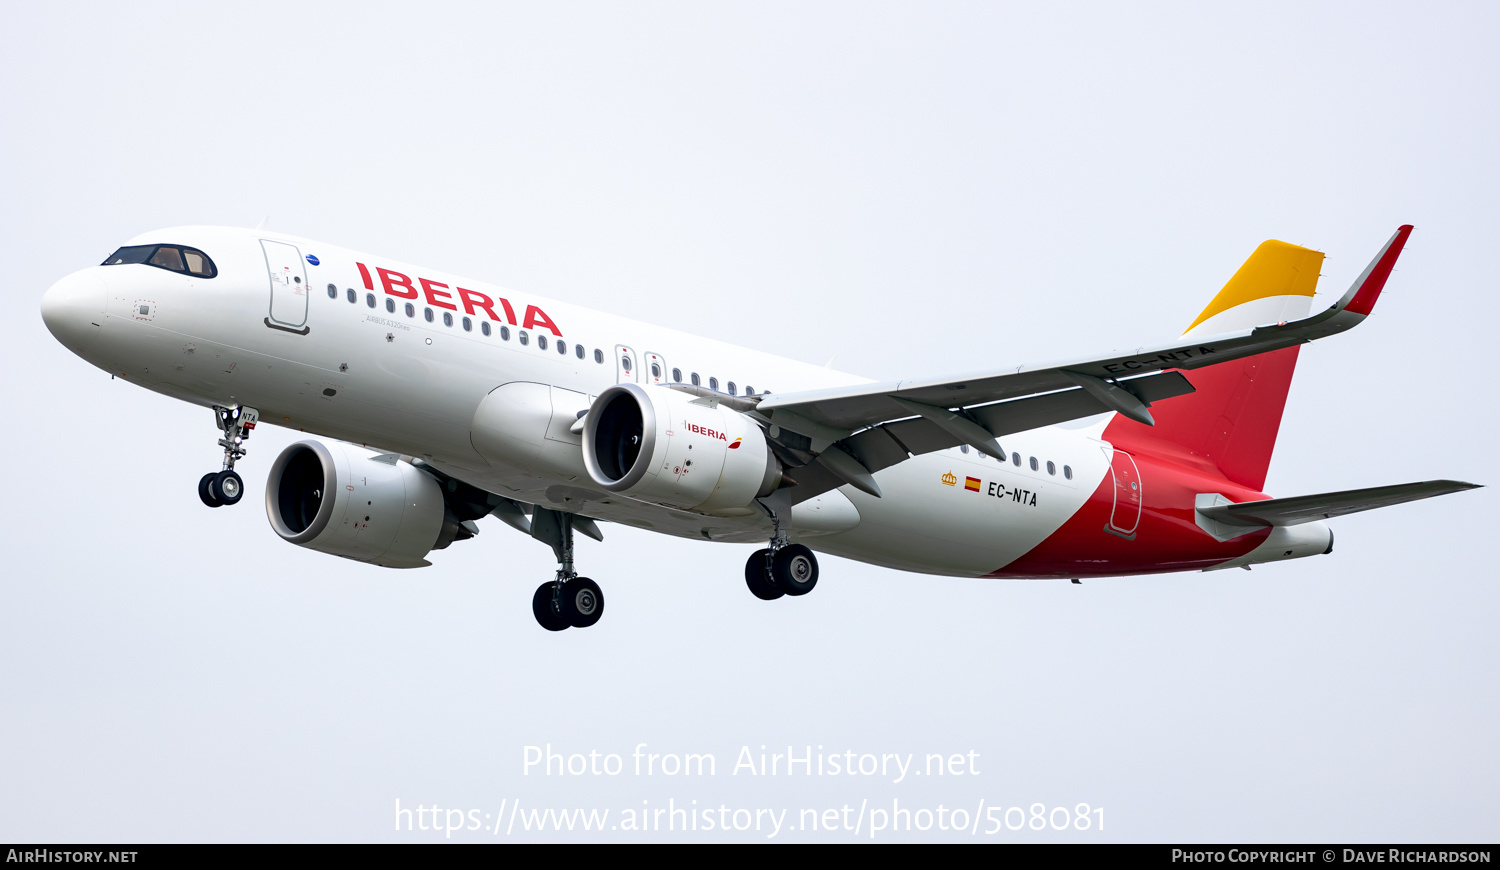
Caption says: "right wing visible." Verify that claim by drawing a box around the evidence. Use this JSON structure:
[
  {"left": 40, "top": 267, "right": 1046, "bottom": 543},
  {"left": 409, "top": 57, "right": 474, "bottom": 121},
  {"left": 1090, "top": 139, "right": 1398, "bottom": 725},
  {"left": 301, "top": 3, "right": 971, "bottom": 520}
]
[{"left": 748, "top": 226, "right": 1413, "bottom": 502}]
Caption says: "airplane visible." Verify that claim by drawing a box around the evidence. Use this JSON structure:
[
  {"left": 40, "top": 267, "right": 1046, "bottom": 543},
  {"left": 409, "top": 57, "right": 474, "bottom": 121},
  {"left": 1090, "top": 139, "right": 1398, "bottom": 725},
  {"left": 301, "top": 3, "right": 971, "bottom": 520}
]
[{"left": 40, "top": 224, "right": 1479, "bottom": 631}]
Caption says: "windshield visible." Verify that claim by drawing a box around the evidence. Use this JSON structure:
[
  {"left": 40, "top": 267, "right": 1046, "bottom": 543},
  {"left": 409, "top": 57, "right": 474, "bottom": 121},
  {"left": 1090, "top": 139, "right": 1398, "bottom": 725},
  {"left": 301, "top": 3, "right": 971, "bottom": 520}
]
[{"left": 102, "top": 244, "right": 217, "bottom": 278}]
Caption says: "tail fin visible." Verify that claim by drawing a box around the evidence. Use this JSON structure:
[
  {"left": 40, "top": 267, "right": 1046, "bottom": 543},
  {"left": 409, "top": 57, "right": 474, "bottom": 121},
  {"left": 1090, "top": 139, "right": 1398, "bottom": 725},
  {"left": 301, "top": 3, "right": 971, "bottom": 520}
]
[{"left": 1115, "top": 239, "right": 1327, "bottom": 491}]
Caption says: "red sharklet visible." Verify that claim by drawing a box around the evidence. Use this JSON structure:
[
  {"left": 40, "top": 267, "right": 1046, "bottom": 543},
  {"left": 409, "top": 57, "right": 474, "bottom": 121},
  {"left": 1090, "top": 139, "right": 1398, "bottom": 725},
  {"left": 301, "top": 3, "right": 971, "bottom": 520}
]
[{"left": 1345, "top": 224, "right": 1413, "bottom": 316}]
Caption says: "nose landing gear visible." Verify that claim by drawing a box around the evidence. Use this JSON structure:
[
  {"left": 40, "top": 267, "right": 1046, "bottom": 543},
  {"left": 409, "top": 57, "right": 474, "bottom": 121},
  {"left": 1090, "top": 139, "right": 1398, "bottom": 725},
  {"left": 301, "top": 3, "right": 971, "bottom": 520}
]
[{"left": 198, "top": 404, "right": 258, "bottom": 508}]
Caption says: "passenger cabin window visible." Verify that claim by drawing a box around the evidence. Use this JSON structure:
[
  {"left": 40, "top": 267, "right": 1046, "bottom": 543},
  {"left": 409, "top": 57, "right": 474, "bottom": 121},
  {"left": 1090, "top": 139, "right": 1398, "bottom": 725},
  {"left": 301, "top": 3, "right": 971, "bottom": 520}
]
[
  {"left": 326, "top": 284, "right": 337, "bottom": 299},
  {"left": 672, "top": 368, "right": 682, "bottom": 382},
  {"left": 347, "top": 289, "right": 357, "bottom": 303},
  {"left": 1029, "top": 456, "right": 1039, "bottom": 471},
  {"left": 1047, "top": 461, "right": 1056, "bottom": 475},
  {"left": 1064, "top": 465, "right": 1073, "bottom": 480},
  {"left": 575, "top": 345, "right": 585, "bottom": 360},
  {"left": 709, "top": 377, "right": 718, "bottom": 391},
  {"left": 481, "top": 321, "right": 491, "bottom": 337},
  {"left": 558, "top": 341, "right": 568, "bottom": 355},
  {"left": 366, "top": 293, "right": 376, "bottom": 308},
  {"left": 691, "top": 373, "right": 701, "bottom": 386},
  {"left": 102, "top": 244, "right": 217, "bottom": 278},
  {"left": 385, "top": 298, "right": 394, "bottom": 313},
  {"left": 594, "top": 349, "right": 603, "bottom": 364},
  {"left": 727, "top": 381, "right": 736, "bottom": 395},
  {"left": 405, "top": 302, "right": 415, "bottom": 317},
  {"left": 538, "top": 335, "right": 548, "bottom": 350},
  {"left": 1012, "top": 452, "right": 1021, "bottom": 466}
]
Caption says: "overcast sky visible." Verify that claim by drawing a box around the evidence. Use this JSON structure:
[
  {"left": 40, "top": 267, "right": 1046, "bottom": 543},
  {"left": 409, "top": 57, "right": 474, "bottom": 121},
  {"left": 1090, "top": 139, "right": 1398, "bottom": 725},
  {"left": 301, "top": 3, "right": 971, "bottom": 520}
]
[{"left": 2, "top": 1, "right": 1495, "bottom": 842}]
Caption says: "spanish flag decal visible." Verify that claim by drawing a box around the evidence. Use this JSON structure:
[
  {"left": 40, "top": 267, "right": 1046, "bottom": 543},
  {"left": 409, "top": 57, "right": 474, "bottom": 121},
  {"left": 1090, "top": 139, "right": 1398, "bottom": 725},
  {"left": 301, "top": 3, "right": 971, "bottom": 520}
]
[{"left": 964, "top": 476, "right": 981, "bottom": 492}]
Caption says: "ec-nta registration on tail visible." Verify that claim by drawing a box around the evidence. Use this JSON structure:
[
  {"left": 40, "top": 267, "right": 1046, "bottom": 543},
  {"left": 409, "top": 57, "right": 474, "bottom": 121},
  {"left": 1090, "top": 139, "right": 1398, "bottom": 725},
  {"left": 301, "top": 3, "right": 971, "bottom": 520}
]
[{"left": 40, "top": 224, "right": 1479, "bottom": 630}]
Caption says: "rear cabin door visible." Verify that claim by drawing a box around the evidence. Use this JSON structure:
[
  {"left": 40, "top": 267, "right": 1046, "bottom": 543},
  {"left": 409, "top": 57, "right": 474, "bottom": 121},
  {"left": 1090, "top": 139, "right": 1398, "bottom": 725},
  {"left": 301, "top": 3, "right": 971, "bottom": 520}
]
[
  {"left": 262, "top": 240, "right": 309, "bottom": 330},
  {"left": 615, "top": 345, "right": 637, "bottom": 384},
  {"left": 1105, "top": 446, "right": 1143, "bottom": 539}
]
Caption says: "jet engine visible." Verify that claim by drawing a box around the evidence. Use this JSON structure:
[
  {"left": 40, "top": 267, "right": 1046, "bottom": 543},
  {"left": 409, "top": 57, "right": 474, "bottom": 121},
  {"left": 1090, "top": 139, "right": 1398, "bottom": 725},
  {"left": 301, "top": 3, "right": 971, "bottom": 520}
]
[
  {"left": 581, "top": 384, "right": 781, "bottom": 516},
  {"left": 265, "top": 440, "right": 477, "bottom": 568}
]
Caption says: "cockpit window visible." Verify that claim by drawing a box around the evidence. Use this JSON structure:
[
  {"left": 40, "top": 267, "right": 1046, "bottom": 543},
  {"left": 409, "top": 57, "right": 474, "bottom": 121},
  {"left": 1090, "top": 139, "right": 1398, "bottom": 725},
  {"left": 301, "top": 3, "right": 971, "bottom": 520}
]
[
  {"left": 102, "top": 244, "right": 217, "bottom": 278},
  {"left": 150, "top": 246, "right": 185, "bottom": 271}
]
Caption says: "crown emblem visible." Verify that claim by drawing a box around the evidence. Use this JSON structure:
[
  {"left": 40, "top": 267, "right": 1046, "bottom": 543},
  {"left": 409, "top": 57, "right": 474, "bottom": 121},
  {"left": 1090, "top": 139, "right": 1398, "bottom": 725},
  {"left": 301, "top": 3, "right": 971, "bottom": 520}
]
[{"left": 941, "top": 471, "right": 958, "bottom": 486}]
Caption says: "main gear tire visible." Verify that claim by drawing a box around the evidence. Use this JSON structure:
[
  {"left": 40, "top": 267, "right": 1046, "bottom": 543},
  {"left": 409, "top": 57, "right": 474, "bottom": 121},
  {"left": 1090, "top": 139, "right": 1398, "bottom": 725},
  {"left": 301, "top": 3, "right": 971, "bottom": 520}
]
[
  {"left": 771, "top": 544, "right": 819, "bottom": 596},
  {"left": 744, "top": 549, "right": 783, "bottom": 600},
  {"left": 560, "top": 577, "right": 604, "bottom": 628},
  {"left": 532, "top": 583, "right": 570, "bottom": 632}
]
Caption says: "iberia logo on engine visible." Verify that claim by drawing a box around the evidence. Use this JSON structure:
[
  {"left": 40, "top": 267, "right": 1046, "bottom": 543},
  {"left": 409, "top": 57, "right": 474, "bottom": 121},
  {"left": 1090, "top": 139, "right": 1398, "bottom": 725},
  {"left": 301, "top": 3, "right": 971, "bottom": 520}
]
[{"left": 685, "top": 423, "right": 728, "bottom": 441}]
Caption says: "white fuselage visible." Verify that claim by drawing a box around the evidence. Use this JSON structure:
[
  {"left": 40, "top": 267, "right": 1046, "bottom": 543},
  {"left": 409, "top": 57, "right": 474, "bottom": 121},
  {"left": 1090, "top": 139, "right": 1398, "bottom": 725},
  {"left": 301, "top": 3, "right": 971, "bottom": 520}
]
[{"left": 41, "top": 225, "right": 1165, "bottom": 578}]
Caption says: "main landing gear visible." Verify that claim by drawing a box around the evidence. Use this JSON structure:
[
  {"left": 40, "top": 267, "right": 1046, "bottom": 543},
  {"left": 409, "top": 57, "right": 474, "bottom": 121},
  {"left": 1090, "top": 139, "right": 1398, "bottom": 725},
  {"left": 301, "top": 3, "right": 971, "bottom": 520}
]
[
  {"left": 198, "top": 404, "right": 259, "bottom": 508},
  {"left": 528, "top": 507, "right": 605, "bottom": 631},
  {"left": 744, "top": 510, "right": 819, "bottom": 601}
]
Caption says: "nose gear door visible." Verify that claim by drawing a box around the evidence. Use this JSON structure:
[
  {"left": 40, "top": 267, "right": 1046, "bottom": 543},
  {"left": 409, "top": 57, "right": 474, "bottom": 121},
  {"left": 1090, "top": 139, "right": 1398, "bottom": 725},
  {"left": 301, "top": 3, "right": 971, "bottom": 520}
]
[
  {"left": 262, "top": 240, "right": 309, "bottom": 332},
  {"left": 1104, "top": 446, "right": 1142, "bottom": 539}
]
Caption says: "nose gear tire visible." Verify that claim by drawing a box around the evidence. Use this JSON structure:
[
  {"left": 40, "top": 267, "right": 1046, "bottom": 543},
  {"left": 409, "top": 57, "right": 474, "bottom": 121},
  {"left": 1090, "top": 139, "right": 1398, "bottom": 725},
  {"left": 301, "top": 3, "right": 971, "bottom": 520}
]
[
  {"left": 213, "top": 470, "right": 245, "bottom": 505},
  {"left": 772, "top": 544, "right": 819, "bottom": 596},
  {"left": 744, "top": 549, "right": 783, "bottom": 600},
  {"left": 198, "top": 473, "right": 223, "bottom": 508},
  {"left": 532, "top": 583, "right": 570, "bottom": 632}
]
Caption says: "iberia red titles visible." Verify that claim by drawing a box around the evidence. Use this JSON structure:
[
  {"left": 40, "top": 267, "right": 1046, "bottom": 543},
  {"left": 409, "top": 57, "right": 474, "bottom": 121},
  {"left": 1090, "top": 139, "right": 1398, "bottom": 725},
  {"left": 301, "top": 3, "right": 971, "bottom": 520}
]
[{"left": 356, "top": 262, "right": 561, "bottom": 336}]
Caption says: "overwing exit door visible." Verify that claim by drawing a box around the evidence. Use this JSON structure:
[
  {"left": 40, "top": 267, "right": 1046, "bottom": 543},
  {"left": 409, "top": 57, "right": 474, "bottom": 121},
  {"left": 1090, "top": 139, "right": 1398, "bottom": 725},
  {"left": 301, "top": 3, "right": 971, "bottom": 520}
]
[
  {"left": 262, "top": 240, "right": 309, "bottom": 333},
  {"left": 1104, "top": 446, "right": 1142, "bottom": 539},
  {"left": 643, "top": 352, "right": 667, "bottom": 385},
  {"left": 615, "top": 345, "right": 637, "bottom": 383}
]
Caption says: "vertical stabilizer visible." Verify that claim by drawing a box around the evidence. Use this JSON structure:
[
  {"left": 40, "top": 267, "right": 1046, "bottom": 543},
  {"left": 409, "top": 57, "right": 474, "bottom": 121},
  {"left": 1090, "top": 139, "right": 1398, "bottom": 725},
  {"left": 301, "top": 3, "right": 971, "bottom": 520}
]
[{"left": 1113, "top": 239, "right": 1326, "bottom": 490}]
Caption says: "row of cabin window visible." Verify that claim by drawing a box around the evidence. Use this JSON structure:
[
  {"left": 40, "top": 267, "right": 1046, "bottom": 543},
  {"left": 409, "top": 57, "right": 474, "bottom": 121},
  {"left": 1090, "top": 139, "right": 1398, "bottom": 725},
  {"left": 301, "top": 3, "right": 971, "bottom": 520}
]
[
  {"left": 668, "top": 366, "right": 756, "bottom": 397},
  {"left": 335, "top": 284, "right": 765, "bottom": 393},
  {"left": 958, "top": 444, "right": 1073, "bottom": 480},
  {"left": 333, "top": 284, "right": 606, "bottom": 363}
]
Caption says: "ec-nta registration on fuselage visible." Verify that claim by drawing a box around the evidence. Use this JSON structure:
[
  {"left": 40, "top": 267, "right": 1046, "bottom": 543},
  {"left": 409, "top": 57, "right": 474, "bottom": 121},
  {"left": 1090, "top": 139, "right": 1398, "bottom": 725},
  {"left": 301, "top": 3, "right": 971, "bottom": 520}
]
[{"left": 39, "top": 224, "right": 1478, "bottom": 631}]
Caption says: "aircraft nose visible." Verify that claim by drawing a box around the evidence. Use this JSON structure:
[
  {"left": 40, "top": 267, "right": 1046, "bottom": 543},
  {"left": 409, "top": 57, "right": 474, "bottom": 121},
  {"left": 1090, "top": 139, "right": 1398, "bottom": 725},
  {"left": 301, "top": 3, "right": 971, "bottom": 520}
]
[{"left": 41, "top": 270, "right": 108, "bottom": 355}]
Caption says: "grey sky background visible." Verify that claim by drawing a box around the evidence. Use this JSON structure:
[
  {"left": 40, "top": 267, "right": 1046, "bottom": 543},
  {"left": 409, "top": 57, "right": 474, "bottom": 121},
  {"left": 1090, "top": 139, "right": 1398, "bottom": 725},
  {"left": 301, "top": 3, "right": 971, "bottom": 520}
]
[{"left": 2, "top": 1, "right": 1495, "bottom": 842}]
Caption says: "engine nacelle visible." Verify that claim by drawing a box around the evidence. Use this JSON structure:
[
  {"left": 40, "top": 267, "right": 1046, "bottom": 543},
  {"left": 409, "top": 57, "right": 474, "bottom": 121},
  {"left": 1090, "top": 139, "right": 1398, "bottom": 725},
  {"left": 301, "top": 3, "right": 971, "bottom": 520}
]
[
  {"left": 265, "top": 440, "right": 471, "bottom": 568},
  {"left": 582, "top": 384, "right": 781, "bottom": 516}
]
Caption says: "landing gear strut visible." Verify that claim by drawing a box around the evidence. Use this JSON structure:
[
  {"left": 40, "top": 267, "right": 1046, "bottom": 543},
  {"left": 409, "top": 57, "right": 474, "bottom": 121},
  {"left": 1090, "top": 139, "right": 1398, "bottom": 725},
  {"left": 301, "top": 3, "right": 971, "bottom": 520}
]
[
  {"left": 744, "top": 505, "right": 819, "bottom": 600},
  {"left": 199, "top": 404, "right": 259, "bottom": 508},
  {"left": 529, "top": 507, "right": 605, "bottom": 631}
]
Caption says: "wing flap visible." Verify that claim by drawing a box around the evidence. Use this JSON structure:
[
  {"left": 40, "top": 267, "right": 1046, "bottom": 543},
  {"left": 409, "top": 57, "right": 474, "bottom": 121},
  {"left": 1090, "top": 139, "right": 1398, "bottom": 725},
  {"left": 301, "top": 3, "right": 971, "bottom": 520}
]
[{"left": 1197, "top": 480, "right": 1480, "bottom": 528}]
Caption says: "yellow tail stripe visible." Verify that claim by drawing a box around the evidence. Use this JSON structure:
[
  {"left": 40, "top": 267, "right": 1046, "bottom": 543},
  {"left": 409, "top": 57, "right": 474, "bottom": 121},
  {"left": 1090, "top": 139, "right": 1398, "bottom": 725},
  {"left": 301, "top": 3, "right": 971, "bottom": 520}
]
[{"left": 1184, "top": 240, "right": 1325, "bottom": 334}]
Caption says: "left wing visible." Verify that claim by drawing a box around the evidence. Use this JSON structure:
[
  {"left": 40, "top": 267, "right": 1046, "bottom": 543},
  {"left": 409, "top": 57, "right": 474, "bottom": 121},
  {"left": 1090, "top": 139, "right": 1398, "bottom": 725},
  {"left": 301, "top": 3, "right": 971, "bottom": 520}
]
[
  {"left": 749, "top": 226, "right": 1412, "bottom": 502},
  {"left": 1197, "top": 480, "right": 1481, "bottom": 528}
]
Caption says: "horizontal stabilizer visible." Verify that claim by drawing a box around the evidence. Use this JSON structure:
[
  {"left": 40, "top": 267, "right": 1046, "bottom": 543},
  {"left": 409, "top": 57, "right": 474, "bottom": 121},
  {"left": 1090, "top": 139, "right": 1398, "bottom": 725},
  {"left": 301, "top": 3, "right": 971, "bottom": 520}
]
[{"left": 1198, "top": 480, "right": 1480, "bottom": 528}]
